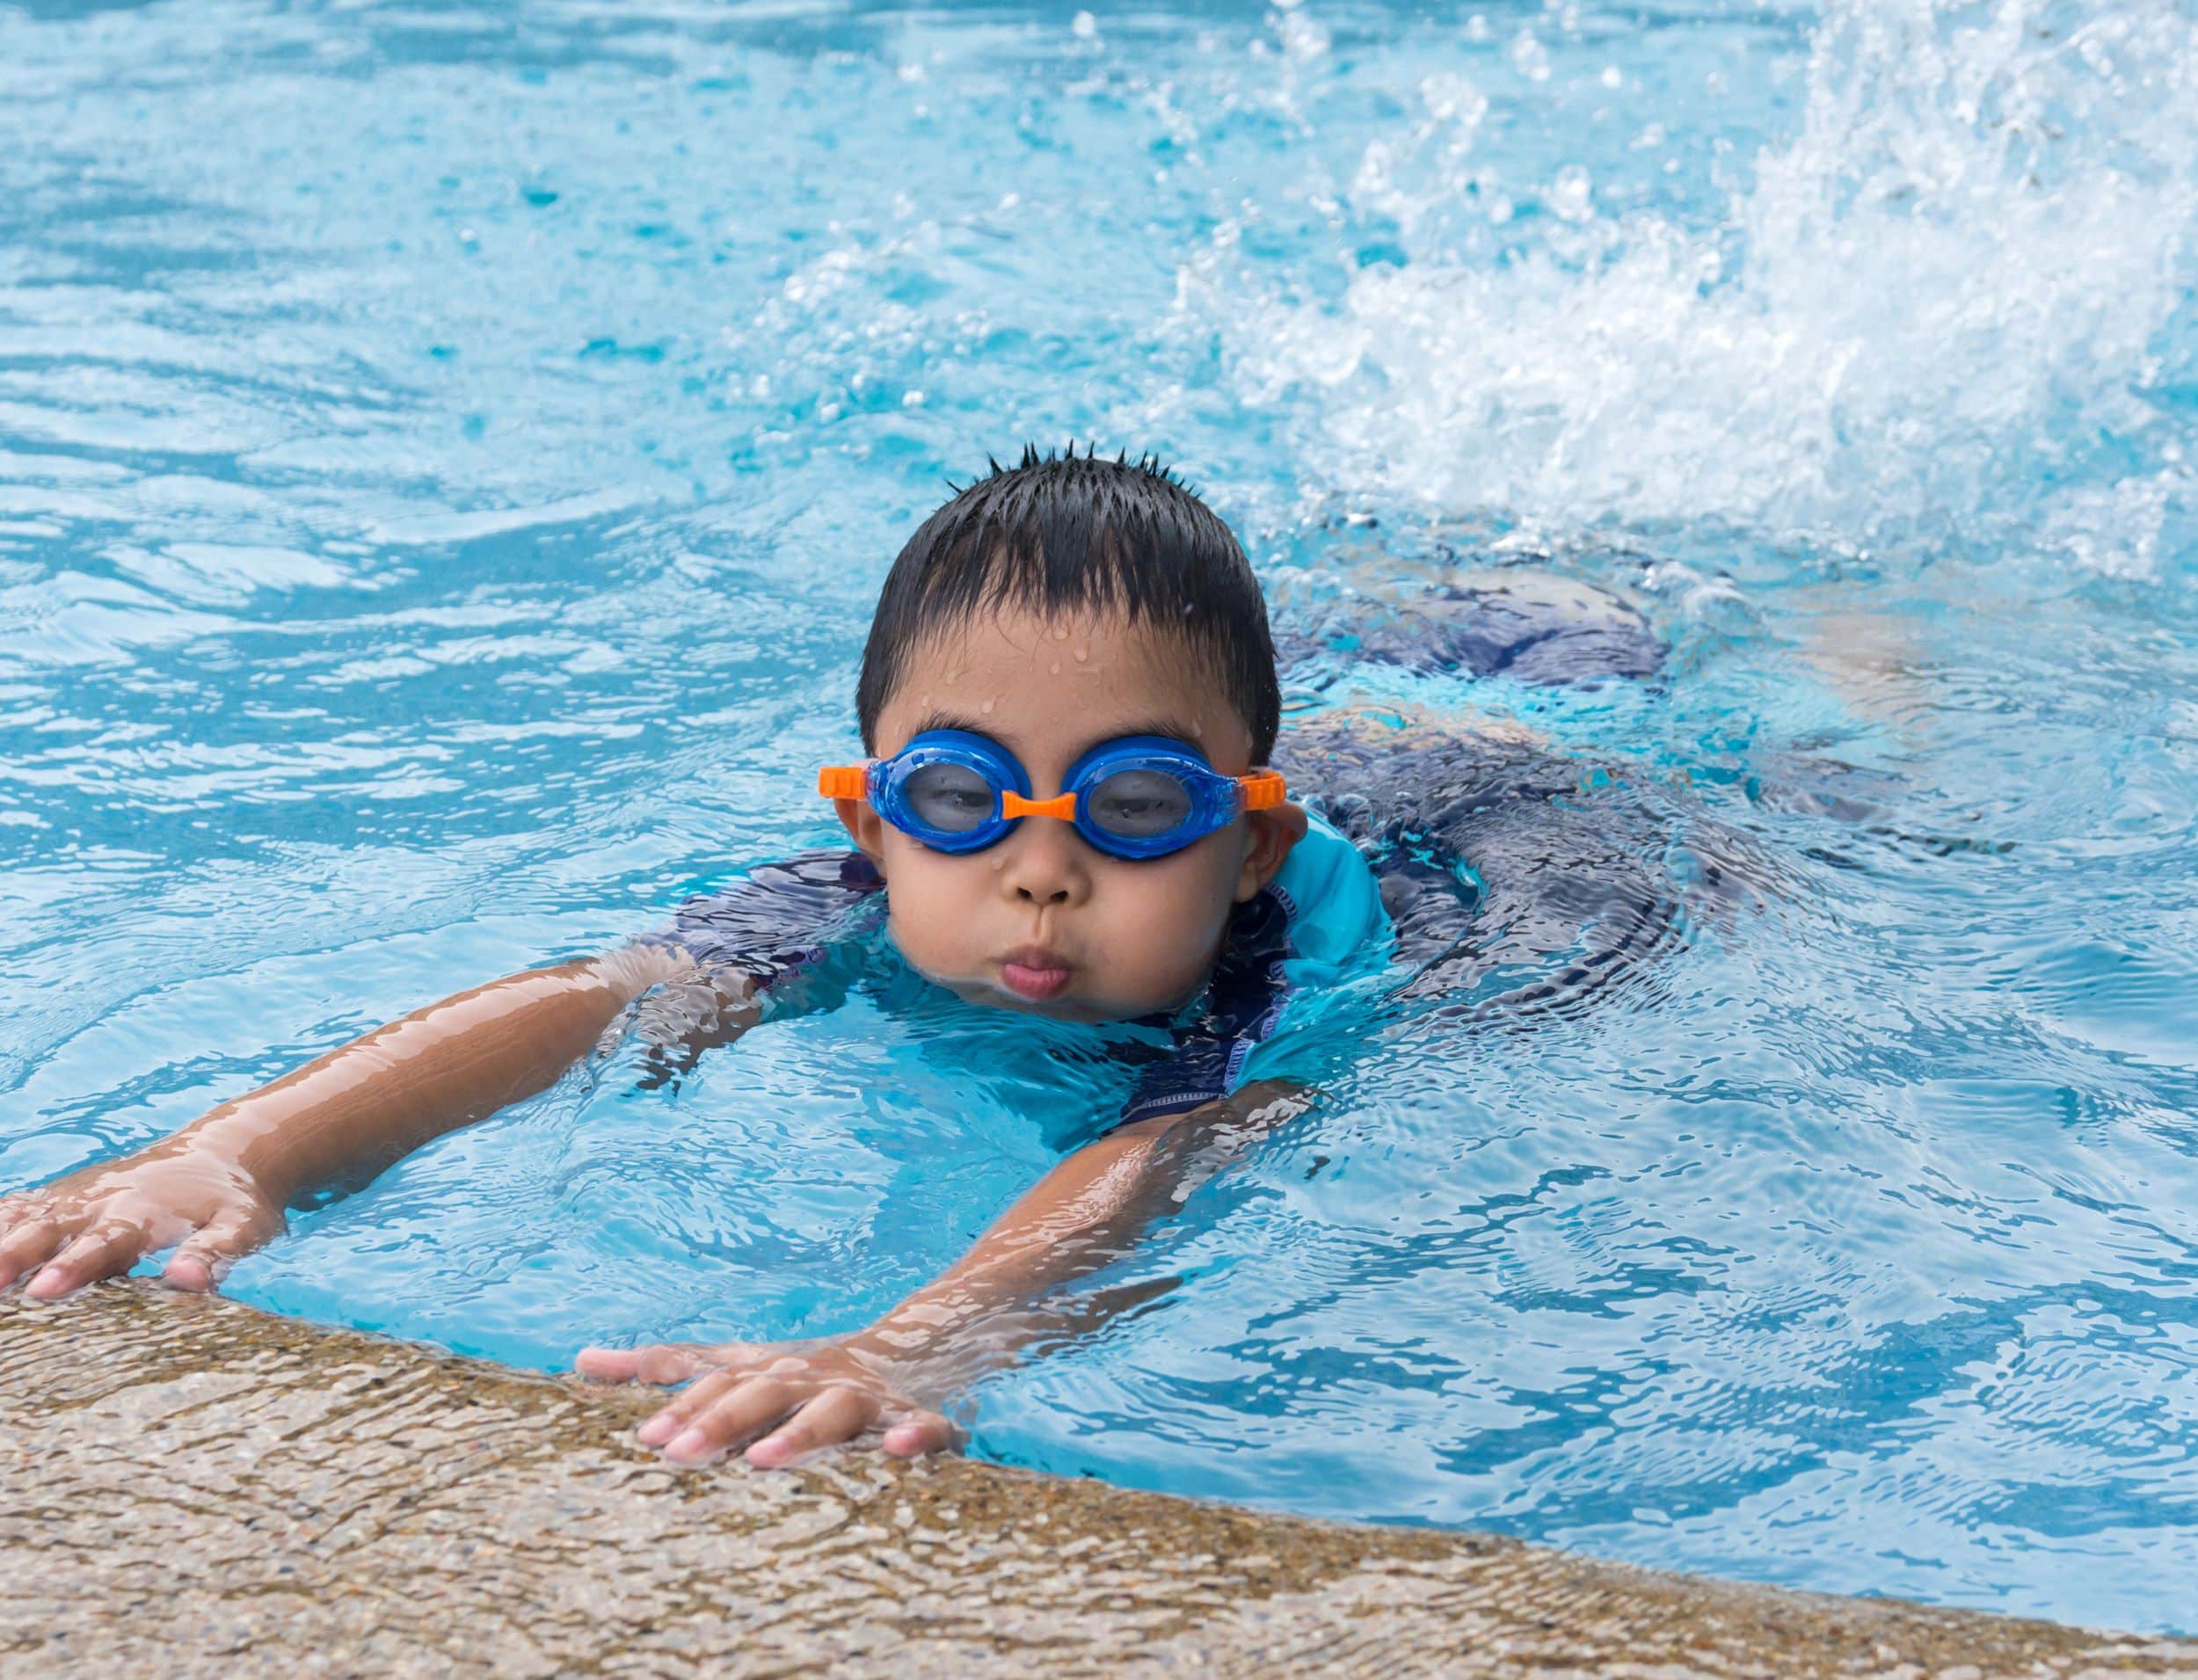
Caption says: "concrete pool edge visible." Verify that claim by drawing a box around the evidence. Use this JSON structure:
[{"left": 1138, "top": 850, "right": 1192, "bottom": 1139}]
[{"left": 4, "top": 1284, "right": 2192, "bottom": 1676}]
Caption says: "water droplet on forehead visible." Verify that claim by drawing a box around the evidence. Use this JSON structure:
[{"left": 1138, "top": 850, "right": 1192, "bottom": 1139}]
[
  {"left": 979, "top": 697, "right": 995, "bottom": 714},
  {"left": 1049, "top": 662, "right": 1061, "bottom": 674},
  {"left": 1073, "top": 647, "right": 1088, "bottom": 662}
]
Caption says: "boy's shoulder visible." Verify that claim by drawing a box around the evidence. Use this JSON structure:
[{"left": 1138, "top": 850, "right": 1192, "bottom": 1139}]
[
  {"left": 1266, "top": 811, "right": 1391, "bottom": 975},
  {"left": 651, "top": 849, "right": 883, "bottom": 977}
]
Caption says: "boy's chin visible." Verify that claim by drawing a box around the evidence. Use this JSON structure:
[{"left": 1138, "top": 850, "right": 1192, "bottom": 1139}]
[
  {"left": 936, "top": 974, "right": 1166, "bottom": 1024},
  {"left": 952, "top": 980, "right": 1113, "bottom": 1022}
]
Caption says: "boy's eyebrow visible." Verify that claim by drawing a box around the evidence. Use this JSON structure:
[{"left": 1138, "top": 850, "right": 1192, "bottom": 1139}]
[
  {"left": 908, "top": 708, "right": 1008, "bottom": 742},
  {"left": 1088, "top": 717, "right": 1208, "bottom": 752},
  {"left": 906, "top": 710, "right": 1207, "bottom": 755}
]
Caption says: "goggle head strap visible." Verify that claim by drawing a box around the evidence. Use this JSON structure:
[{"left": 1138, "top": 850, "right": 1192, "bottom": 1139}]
[
  {"left": 1236, "top": 769, "right": 1288, "bottom": 811},
  {"left": 817, "top": 764, "right": 872, "bottom": 802}
]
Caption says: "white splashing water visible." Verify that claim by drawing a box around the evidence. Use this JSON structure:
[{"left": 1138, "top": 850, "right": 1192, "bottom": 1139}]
[{"left": 1208, "top": 0, "right": 2198, "bottom": 572}]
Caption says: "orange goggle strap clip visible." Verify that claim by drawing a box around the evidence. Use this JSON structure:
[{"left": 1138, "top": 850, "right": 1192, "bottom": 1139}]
[
  {"left": 1235, "top": 769, "right": 1287, "bottom": 811},
  {"left": 818, "top": 764, "right": 870, "bottom": 802}
]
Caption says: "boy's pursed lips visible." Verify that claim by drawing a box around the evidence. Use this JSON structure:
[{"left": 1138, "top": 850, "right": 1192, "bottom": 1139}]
[{"left": 998, "top": 943, "right": 1074, "bottom": 1000}]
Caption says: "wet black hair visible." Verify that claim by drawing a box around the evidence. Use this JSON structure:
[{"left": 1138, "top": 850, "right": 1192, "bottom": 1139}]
[{"left": 856, "top": 445, "right": 1281, "bottom": 761}]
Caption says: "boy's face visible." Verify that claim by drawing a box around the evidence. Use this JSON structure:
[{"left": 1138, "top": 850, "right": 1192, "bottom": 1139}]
[{"left": 837, "top": 607, "right": 1306, "bottom": 1022}]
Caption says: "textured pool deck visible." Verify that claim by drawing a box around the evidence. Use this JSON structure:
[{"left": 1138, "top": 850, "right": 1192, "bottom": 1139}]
[{"left": 4, "top": 1286, "right": 2192, "bottom": 1676}]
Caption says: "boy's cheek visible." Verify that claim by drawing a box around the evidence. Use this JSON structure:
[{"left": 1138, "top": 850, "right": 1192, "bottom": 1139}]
[
  {"left": 1102, "top": 859, "right": 1241, "bottom": 993},
  {"left": 878, "top": 857, "right": 991, "bottom": 968}
]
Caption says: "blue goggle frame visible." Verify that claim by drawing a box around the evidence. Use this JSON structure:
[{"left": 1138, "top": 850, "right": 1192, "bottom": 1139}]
[{"left": 819, "top": 730, "right": 1288, "bottom": 861}]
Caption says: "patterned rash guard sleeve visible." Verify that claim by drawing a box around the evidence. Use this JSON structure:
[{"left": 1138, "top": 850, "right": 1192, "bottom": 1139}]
[{"left": 642, "top": 849, "right": 884, "bottom": 1006}]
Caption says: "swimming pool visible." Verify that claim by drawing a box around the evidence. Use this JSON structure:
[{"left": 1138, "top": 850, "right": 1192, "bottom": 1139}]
[{"left": 4, "top": 0, "right": 2195, "bottom": 1635}]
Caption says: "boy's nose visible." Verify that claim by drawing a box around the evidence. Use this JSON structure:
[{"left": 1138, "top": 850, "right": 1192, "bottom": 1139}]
[{"left": 997, "top": 818, "right": 1094, "bottom": 909}]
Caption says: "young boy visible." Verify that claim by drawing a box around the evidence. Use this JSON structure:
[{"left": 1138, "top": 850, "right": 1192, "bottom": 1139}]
[{"left": 0, "top": 450, "right": 1679, "bottom": 1469}]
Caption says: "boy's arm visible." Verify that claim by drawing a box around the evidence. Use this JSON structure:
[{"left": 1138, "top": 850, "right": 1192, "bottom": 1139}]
[
  {"left": 0, "top": 942, "right": 731, "bottom": 1299},
  {"left": 576, "top": 1080, "right": 1309, "bottom": 1465}
]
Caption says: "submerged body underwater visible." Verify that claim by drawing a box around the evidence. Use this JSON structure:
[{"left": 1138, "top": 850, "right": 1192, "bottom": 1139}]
[{"left": 4, "top": 0, "right": 2198, "bottom": 1635}]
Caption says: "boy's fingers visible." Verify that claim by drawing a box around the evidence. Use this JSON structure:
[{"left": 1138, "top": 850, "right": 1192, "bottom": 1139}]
[
  {"left": 572, "top": 1346, "right": 645, "bottom": 1381},
  {"left": 746, "top": 1385, "right": 876, "bottom": 1468},
  {"left": 162, "top": 1209, "right": 273, "bottom": 1292},
  {"left": 880, "top": 1412, "right": 960, "bottom": 1458},
  {"left": 636, "top": 1369, "right": 740, "bottom": 1445},
  {"left": 636, "top": 1343, "right": 721, "bottom": 1385},
  {"left": 24, "top": 1220, "right": 148, "bottom": 1299},
  {"left": 0, "top": 1218, "right": 69, "bottom": 1290},
  {"left": 574, "top": 1342, "right": 717, "bottom": 1385},
  {"left": 665, "top": 1377, "right": 792, "bottom": 1465}
]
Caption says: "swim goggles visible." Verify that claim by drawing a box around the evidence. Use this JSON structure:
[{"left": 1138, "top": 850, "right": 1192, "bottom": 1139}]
[{"left": 819, "top": 730, "right": 1287, "bottom": 861}]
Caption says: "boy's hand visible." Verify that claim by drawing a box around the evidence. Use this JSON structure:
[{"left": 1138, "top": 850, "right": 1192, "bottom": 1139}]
[
  {"left": 573, "top": 1337, "right": 958, "bottom": 1467},
  {"left": 0, "top": 1151, "right": 285, "bottom": 1299}
]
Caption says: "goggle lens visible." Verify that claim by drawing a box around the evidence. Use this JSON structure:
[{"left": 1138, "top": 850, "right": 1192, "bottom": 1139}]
[
  {"left": 902, "top": 760, "right": 997, "bottom": 834},
  {"left": 1083, "top": 767, "right": 1194, "bottom": 840}
]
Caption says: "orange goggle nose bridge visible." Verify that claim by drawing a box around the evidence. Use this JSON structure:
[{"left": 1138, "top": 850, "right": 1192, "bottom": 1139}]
[{"left": 1000, "top": 790, "right": 1078, "bottom": 820}]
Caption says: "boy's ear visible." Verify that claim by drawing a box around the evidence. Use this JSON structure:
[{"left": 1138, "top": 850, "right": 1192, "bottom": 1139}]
[
  {"left": 1234, "top": 800, "right": 1308, "bottom": 903},
  {"left": 835, "top": 797, "right": 888, "bottom": 875}
]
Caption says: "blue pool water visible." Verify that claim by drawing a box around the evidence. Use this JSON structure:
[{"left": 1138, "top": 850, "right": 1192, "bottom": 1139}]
[{"left": 5, "top": 0, "right": 2198, "bottom": 1633}]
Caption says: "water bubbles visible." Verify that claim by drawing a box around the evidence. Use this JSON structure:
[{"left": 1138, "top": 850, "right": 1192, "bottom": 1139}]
[
  {"left": 1548, "top": 165, "right": 1594, "bottom": 222},
  {"left": 1350, "top": 74, "right": 1489, "bottom": 238},
  {"left": 1071, "top": 11, "right": 1097, "bottom": 40},
  {"left": 1509, "top": 30, "right": 1552, "bottom": 84},
  {"left": 1422, "top": 72, "right": 1485, "bottom": 127},
  {"left": 1277, "top": 8, "right": 1330, "bottom": 62}
]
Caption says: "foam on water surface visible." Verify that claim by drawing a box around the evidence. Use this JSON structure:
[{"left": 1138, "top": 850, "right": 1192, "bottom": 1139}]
[
  {"left": 1217, "top": 0, "right": 2198, "bottom": 563},
  {"left": 2, "top": 0, "right": 2195, "bottom": 1635}
]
